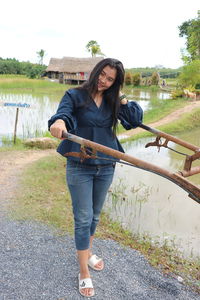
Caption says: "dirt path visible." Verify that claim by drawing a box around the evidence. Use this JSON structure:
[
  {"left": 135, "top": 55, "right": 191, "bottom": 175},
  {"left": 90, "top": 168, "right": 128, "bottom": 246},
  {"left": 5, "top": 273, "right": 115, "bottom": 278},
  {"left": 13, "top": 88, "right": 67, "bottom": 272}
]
[
  {"left": 118, "top": 100, "right": 200, "bottom": 138},
  {"left": 0, "top": 149, "right": 56, "bottom": 213}
]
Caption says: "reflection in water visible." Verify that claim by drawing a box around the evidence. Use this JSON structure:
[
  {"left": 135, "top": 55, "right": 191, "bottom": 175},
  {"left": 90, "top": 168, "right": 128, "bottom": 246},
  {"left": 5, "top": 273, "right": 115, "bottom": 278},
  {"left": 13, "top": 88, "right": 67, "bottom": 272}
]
[
  {"left": 128, "top": 89, "right": 171, "bottom": 101},
  {"left": 105, "top": 130, "right": 200, "bottom": 258},
  {"left": 128, "top": 89, "right": 171, "bottom": 113},
  {"left": 0, "top": 93, "right": 60, "bottom": 141},
  {"left": 138, "top": 91, "right": 151, "bottom": 100},
  {"left": 157, "top": 92, "right": 172, "bottom": 100}
]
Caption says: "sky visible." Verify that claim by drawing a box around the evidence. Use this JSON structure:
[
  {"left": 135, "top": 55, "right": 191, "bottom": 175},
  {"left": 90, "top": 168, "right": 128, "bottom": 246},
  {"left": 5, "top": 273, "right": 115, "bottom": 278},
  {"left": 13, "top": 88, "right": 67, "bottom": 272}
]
[{"left": 0, "top": 0, "right": 199, "bottom": 69}]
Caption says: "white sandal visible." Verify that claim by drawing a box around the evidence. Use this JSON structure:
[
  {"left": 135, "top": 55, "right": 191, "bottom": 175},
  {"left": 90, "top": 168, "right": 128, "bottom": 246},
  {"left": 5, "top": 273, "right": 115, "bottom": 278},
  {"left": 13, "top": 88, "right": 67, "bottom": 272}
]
[
  {"left": 78, "top": 274, "right": 95, "bottom": 297},
  {"left": 88, "top": 254, "right": 104, "bottom": 271}
]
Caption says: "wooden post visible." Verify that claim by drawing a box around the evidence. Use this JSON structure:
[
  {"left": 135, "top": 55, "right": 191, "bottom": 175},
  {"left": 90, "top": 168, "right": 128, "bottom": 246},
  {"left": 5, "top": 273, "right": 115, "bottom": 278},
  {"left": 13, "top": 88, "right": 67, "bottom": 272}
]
[{"left": 13, "top": 107, "right": 19, "bottom": 144}]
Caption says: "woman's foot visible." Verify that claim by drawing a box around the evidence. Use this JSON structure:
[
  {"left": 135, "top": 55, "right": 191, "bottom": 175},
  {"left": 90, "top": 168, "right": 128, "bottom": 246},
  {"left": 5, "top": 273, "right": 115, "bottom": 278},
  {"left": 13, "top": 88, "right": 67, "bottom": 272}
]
[
  {"left": 88, "top": 254, "right": 104, "bottom": 271},
  {"left": 78, "top": 273, "right": 94, "bottom": 297},
  {"left": 77, "top": 249, "right": 95, "bottom": 297}
]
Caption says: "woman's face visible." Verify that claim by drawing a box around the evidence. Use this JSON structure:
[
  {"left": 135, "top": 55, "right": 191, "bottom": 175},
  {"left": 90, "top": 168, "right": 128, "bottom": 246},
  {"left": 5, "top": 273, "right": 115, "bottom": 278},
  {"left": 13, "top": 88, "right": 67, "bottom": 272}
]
[{"left": 97, "top": 65, "right": 117, "bottom": 92}]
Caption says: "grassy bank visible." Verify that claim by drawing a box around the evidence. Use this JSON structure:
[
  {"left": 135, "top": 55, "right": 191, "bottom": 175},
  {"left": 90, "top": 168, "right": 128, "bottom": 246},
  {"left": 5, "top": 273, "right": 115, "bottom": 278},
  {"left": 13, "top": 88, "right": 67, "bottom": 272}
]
[
  {"left": 0, "top": 131, "right": 56, "bottom": 152},
  {"left": 0, "top": 75, "right": 71, "bottom": 94},
  {"left": 142, "top": 98, "right": 187, "bottom": 125},
  {"left": 116, "top": 97, "right": 187, "bottom": 135},
  {"left": 120, "top": 106, "right": 200, "bottom": 143},
  {"left": 9, "top": 153, "right": 200, "bottom": 293}
]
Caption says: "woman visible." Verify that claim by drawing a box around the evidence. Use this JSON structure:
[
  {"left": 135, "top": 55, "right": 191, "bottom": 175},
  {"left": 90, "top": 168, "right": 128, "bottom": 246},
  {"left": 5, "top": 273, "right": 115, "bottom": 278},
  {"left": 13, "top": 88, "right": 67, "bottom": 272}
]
[{"left": 48, "top": 58, "right": 143, "bottom": 297}]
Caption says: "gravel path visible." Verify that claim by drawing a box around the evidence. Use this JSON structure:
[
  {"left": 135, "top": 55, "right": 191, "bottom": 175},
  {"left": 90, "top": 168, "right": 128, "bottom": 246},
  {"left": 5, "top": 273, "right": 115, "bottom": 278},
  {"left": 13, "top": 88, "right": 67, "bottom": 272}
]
[
  {"left": 0, "top": 150, "right": 200, "bottom": 299},
  {"left": 1, "top": 217, "right": 200, "bottom": 300}
]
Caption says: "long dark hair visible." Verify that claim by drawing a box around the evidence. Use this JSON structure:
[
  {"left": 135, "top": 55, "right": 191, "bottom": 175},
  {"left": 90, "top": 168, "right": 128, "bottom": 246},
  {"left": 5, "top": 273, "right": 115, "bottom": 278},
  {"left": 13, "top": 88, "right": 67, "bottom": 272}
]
[{"left": 80, "top": 58, "right": 125, "bottom": 135}]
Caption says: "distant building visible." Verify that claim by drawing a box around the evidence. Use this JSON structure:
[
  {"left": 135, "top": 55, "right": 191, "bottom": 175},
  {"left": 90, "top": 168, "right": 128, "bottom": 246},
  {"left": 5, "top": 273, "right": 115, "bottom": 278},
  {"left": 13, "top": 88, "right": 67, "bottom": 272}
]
[{"left": 46, "top": 56, "right": 104, "bottom": 84}]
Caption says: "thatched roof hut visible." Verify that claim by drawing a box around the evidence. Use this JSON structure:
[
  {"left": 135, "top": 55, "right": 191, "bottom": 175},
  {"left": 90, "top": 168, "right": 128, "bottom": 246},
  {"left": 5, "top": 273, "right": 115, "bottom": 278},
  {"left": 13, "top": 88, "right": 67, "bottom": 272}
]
[
  {"left": 46, "top": 58, "right": 63, "bottom": 72},
  {"left": 60, "top": 56, "right": 103, "bottom": 72},
  {"left": 46, "top": 56, "right": 104, "bottom": 84}
]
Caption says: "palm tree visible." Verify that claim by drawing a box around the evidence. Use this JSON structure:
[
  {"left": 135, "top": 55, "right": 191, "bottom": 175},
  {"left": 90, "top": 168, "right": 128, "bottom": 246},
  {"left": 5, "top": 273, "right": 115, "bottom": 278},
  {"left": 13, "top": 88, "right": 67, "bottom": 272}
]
[
  {"left": 36, "top": 49, "right": 46, "bottom": 65},
  {"left": 86, "top": 40, "right": 104, "bottom": 57}
]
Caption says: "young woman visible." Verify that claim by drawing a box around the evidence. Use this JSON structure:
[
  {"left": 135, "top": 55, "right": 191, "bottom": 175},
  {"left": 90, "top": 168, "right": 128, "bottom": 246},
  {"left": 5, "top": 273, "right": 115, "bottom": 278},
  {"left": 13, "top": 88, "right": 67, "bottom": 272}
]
[{"left": 48, "top": 58, "right": 143, "bottom": 297}]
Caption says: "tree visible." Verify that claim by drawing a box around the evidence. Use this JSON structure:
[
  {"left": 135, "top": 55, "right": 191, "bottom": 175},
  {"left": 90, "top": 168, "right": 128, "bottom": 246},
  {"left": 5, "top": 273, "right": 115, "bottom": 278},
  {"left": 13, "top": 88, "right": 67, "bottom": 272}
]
[
  {"left": 179, "top": 11, "right": 200, "bottom": 62},
  {"left": 0, "top": 57, "right": 46, "bottom": 78},
  {"left": 37, "top": 49, "right": 46, "bottom": 65},
  {"left": 0, "top": 58, "right": 22, "bottom": 74},
  {"left": 26, "top": 64, "right": 46, "bottom": 79},
  {"left": 178, "top": 60, "right": 200, "bottom": 89},
  {"left": 86, "top": 40, "right": 104, "bottom": 57}
]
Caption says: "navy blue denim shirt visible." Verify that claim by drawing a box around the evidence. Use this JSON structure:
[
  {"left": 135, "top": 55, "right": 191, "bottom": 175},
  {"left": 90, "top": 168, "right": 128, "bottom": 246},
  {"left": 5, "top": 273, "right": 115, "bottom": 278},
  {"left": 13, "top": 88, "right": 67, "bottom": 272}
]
[{"left": 48, "top": 88, "right": 143, "bottom": 165}]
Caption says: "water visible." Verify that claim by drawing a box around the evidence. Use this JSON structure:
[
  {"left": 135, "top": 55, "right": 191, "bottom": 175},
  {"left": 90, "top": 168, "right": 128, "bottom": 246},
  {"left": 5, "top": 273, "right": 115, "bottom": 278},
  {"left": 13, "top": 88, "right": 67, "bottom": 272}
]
[
  {"left": 127, "top": 88, "right": 171, "bottom": 101},
  {"left": 0, "top": 92, "right": 60, "bottom": 143},
  {"left": 0, "top": 89, "right": 171, "bottom": 143},
  {"left": 127, "top": 88, "right": 171, "bottom": 111},
  {"left": 105, "top": 128, "right": 200, "bottom": 258}
]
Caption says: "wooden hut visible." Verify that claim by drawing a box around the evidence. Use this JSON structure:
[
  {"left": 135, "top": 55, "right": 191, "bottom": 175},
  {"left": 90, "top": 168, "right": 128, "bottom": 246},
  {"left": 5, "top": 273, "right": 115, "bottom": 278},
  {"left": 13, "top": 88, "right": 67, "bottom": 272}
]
[
  {"left": 46, "top": 56, "right": 104, "bottom": 84},
  {"left": 45, "top": 58, "right": 62, "bottom": 80}
]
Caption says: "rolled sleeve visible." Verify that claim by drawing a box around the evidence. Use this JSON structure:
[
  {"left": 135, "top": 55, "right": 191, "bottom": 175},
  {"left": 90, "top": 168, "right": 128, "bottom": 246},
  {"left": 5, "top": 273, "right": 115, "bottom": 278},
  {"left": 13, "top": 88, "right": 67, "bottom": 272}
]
[
  {"left": 48, "top": 90, "right": 76, "bottom": 131},
  {"left": 118, "top": 101, "right": 143, "bottom": 130}
]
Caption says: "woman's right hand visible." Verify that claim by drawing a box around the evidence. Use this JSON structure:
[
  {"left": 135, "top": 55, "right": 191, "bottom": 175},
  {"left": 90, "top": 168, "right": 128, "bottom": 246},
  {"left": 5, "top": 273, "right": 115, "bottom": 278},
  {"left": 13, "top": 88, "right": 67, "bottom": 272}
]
[{"left": 50, "top": 119, "right": 67, "bottom": 139}]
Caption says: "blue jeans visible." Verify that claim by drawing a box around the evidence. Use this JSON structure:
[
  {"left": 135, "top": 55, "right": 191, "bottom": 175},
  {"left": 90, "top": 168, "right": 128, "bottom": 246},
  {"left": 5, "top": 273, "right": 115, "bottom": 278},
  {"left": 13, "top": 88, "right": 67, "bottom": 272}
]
[{"left": 66, "top": 160, "right": 115, "bottom": 250}]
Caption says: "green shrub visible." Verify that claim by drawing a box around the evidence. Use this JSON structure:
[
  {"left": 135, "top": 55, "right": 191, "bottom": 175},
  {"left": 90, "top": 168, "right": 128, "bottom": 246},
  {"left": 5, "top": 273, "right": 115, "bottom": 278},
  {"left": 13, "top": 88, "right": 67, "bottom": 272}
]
[
  {"left": 171, "top": 89, "right": 184, "bottom": 98},
  {"left": 125, "top": 72, "right": 132, "bottom": 85},
  {"left": 178, "top": 60, "right": 200, "bottom": 88},
  {"left": 132, "top": 73, "right": 141, "bottom": 86}
]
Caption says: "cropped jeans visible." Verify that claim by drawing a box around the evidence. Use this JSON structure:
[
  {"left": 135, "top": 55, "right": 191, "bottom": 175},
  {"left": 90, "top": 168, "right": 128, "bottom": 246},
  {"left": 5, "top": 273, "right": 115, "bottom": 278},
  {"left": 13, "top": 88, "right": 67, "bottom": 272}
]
[{"left": 66, "top": 159, "right": 115, "bottom": 250}]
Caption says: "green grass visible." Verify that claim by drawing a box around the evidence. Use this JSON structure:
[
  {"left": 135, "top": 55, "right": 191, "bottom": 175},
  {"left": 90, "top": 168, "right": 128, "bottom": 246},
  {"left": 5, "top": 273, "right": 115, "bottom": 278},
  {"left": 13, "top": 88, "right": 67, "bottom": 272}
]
[
  {"left": 143, "top": 98, "right": 187, "bottom": 124},
  {"left": 165, "top": 78, "right": 179, "bottom": 87},
  {"left": 158, "top": 108, "right": 200, "bottom": 135},
  {"left": 116, "top": 97, "right": 191, "bottom": 135},
  {"left": 8, "top": 153, "right": 200, "bottom": 293},
  {"left": 0, "top": 131, "right": 54, "bottom": 151},
  {"left": 0, "top": 136, "right": 26, "bottom": 151},
  {"left": 120, "top": 107, "right": 200, "bottom": 143},
  {"left": 0, "top": 75, "right": 72, "bottom": 94},
  {"left": 10, "top": 155, "right": 73, "bottom": 233}
]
